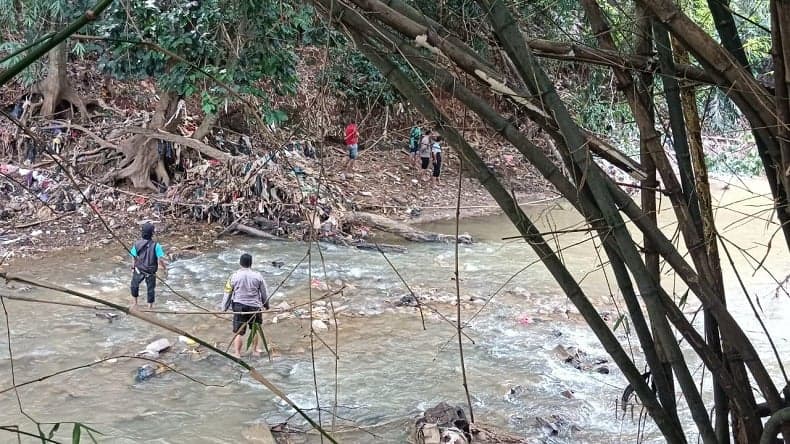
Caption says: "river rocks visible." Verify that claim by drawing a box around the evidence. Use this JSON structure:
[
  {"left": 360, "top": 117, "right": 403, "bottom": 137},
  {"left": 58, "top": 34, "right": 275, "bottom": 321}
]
[
  {"left": 553, "top": 344, "right": 609, "bottom": 373},
  {"left": 415, "top": 402, "right": 471, "bottom": 444},
  {"left": 169, "top": 250, "right": 200, "bottom": 261},
  {"left": 396, "top": 294, "right": 419, "bottom": 307},
  {"left": 241, "top": 422, "right": 275, "bottom": 444},
  {"left": 270, "top": 361, "right": 296, "bottom": 378},
  {"left": 504, "top": 385, "right": 528, "bottom": 403},
  {"left": 311, "top": 319, "right": 328, "bottom": 331},
  {"left": 95, "top": 312, "right": 119, "bottom": 323},
  {"left": 274, "top": 301, "right": 291, "bottom": 311},
  {"left": 535, "top": 414, "right": 582, "bottom": 437},
  {"left": 561, "top": 389, "right": 575, "bottom": 399}
]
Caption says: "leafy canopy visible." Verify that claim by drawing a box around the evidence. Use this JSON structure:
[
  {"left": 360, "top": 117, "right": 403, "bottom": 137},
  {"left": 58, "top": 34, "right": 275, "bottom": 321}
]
[
  {"left": 0, "top": 0, "right": 95, "bottom": 85},
  {"left": 98, "top": 0, "right": 314, "bottom": 123}
]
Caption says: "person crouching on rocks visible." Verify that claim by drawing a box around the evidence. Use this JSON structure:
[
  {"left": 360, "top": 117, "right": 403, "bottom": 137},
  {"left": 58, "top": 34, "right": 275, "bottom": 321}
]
[
  {"left": 130, "top": 222, "right": 167, "bottom": 309},
  {"left": 222, "top": 253, "right": 271, "bottom": 358}
]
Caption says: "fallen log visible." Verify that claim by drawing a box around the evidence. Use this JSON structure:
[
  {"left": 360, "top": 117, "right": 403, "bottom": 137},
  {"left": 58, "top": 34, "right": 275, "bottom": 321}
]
[
  {"left": 227, "top": 222, "right": 283, "bottom": 241},
  {"left": 353, "top": 242, "right": 407, "bottom": 253},
  {"left": 344, "top": 212, "right": 472, "bottom": 243}
]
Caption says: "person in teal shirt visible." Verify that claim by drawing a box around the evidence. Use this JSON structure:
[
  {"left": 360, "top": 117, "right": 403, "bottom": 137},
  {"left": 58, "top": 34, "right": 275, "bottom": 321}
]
[
  {"left": 409, "top": 125, "right": 422, "bottom": 168},
  {"left": 129, "top": 222, "right": 167, "bottom": 309}
]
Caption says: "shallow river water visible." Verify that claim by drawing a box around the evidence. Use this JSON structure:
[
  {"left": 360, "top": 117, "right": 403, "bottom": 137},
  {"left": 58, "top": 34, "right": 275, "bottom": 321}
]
[{"left": 1, "top": 178, "right": 789, "bottom": 443}]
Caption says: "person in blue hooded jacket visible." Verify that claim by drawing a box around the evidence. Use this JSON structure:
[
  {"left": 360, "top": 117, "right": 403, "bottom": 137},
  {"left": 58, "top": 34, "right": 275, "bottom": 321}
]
[{"left": 129, "top": 222, "right": 167, "bottom": 309}]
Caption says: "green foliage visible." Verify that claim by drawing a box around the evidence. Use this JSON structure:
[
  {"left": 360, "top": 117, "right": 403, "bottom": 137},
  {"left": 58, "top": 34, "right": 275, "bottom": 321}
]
[
  {"left": 0, "top": 0, "right": 94, "bottom": 85},
  {"left": 98, "top": 0, "right": 313, "bottom": 119},
  {"left": 0, "top": 41, "right": 42, "bottom": 85},
  {"left": 706, "top": 143, "right": 764, "bottom": 176},
  {"left": 700, "top": 87, "right": 742, "bottom": 132},
  {"left": 70, "top": 422, "right": 100, "bottom": 443},
  {"left": 685, "top": 0, "right": 771, "bottom": 70},
  {"left": 320, "top": 46, "right": 399, "bottom": 107},
  {"left": 245, "top": 322, "right": 270, "bottom": 359}
]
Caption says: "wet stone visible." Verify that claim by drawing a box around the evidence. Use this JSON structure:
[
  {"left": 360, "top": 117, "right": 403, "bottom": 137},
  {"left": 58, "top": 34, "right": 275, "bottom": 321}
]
[
  {"left": 415, "top": 402, "right": 471, "bottom": 444},
  {"left": 396, "top": 294, "right": 419, "bottom": 307}
]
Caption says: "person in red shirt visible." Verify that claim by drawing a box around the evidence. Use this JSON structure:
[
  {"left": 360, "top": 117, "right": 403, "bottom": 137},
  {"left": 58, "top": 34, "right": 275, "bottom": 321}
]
[{"left": 343, "top": 121, "right": 359, "bottom": 173}]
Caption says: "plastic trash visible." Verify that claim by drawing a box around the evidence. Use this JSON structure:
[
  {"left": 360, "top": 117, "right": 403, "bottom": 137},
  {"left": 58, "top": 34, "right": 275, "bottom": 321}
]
[
  {"left": 312, "top": 319, "right": 329, "bottom": 331},
  {"left": 517, "top": 315, "right": 532, "bottom": 325},
  {"left": 135, "top": 364, "right": 157, "bottom": 382},
  {"left": 141, "top": 338, "right": 171, "bottom": 357},
  {"left": 178, "top": 336, "right": 198, "bottom": 348},
  {"left": 94, "top": 312, "right": 119, "bottom": 323}
]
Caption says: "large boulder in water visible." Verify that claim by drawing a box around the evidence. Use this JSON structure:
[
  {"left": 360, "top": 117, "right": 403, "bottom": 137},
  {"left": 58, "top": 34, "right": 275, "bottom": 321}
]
[{"left": 415, "top": 402, "right": 471, "bottom": 444}]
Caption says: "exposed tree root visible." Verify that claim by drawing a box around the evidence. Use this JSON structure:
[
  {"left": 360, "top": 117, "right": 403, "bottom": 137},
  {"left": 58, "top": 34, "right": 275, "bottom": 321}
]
[
  {"left": 122, "top": 127, "right": 232, "bottom": 160},
  {"left": 106, "top": 92, "right": 178, "bottom": 190},
  {"left": 35, "top": 43, "right": 89, "bottom": 119}
]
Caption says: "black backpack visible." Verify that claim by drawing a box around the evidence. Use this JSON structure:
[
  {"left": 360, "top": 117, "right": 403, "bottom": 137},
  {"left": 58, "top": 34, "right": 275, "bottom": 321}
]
[{"left": 133, "top": 239, "right": 159, "bottom": 274}]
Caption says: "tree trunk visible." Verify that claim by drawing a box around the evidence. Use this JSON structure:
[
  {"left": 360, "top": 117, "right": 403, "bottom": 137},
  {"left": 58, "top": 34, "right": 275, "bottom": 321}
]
[
  {"left": 674, "top": 36, "right": 739, "bottom": 444},
  {"left": 338, "top": 0, "right": 758, "bottom": 424},
  {"left": 110, "top": 91, "right": 178, "bottom": 190},
  {"left": 193, "top": 113, "right": 218, "bottom": 141},
  {"left": 772, "top": 1, "right": 790, "bottom": 205},
  {"left": 633, "top": 5, "right": 677, "bottom": 438},
  {"left": 37, "top": 42, "right": 88, "bottom": 119},
  {"left": 317, "top": 1, "right": 788, "bottom": 442},
  {"left": 638, "top": 0, "right": 790, "bottom": 251}
]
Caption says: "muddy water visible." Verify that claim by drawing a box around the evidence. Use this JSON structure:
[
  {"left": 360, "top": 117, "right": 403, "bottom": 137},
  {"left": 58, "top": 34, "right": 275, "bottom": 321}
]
[{"left": 1, "top": 178, "right": 789, "bottom": 443}]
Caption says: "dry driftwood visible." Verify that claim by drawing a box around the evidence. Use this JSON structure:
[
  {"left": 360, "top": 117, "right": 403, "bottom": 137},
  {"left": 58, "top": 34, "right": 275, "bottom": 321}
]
[
  {"left": 123, "top": 127, "right": 232, "bottom": 160},
  {"left": 353, "top": 242, "right": 407, "bottom": 253},
  {"left": 345, "top": 212, "right": 472, "bottom": 243},
  {"left": 227, "top": 222, "right": 283, "bottom": 240}
]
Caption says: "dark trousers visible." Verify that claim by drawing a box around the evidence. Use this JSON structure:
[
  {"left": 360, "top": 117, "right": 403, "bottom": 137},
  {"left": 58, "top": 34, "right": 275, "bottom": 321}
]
[
  {"left": 130, "top": 271, "right": 157, "bottom": 303},
  {"left": 232, "top": 302, "right": 262, "bottom": 335}
]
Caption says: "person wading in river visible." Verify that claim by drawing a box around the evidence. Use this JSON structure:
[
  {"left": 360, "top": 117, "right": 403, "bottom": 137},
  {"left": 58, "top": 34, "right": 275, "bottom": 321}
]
[
  {"left": 221, "top": 253, "right": 270, "bottom": 358},
  {"left": 129, "top": 222, "right": 167, "bottom": 309}
]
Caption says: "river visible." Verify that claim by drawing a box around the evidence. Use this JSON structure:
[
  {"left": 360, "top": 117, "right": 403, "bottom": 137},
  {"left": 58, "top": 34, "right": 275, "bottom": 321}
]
[{"left": 1, "top": 178, "right": 789, "bottom": 443}]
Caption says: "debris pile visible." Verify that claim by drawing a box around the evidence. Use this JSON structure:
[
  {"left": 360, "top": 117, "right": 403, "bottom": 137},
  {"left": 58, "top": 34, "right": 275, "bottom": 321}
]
[{"left": 553, "top": 344, "right": 610, "bottom": 374}]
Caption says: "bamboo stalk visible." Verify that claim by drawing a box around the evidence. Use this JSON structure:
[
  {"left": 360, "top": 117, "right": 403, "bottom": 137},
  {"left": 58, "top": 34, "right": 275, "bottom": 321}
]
[
  {"left": 311, "top": 11, "right": 683, "bottom": 440},
  {"left": 0, "top": 0, "right": 114, "bottom": 87}
]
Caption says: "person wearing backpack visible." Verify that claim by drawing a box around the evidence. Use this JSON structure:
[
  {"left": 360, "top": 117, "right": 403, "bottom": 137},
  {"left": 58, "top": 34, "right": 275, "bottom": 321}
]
[
  {"left": 419, "top": 128, "right": 433, "bottom": 181},
  {"left": 129, "top": 222, "right": 168, "bottom": 309},
  {"left": 408, "top": 125, "right": 422, "bottom": 168}
]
